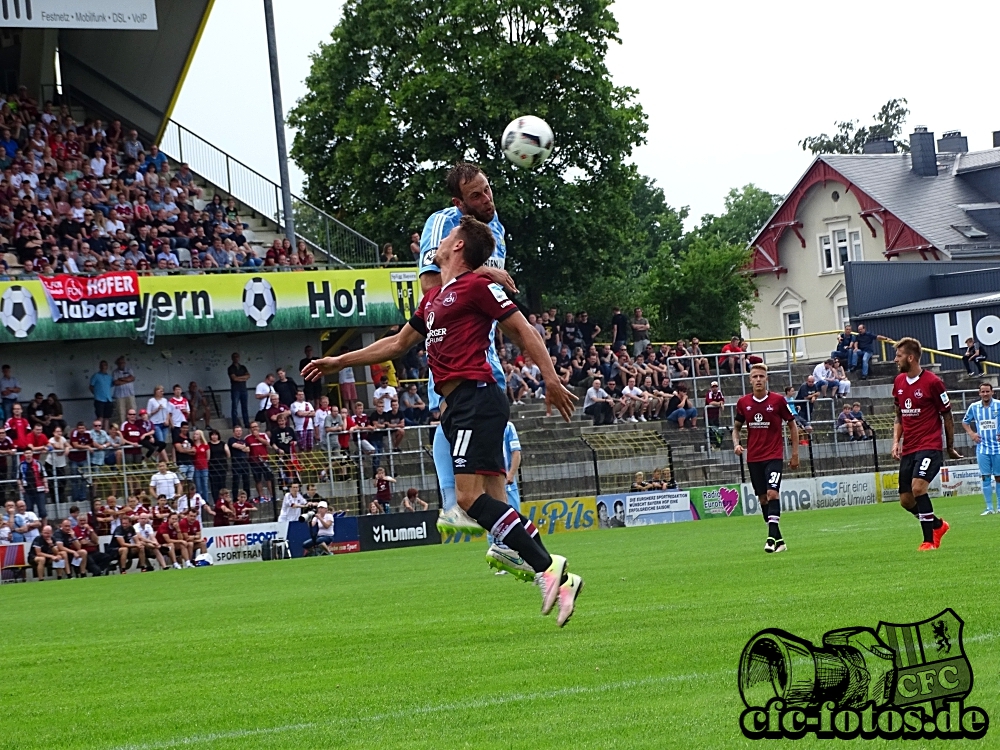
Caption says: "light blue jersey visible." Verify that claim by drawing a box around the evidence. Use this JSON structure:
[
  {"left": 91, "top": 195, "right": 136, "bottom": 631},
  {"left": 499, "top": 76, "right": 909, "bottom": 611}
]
[
  {"left": 419, "top": 206, "right": 507, "bottom": 410},
  {"left": 964, "top": 400, "right": 1000, "bottom": 455},
  {"left": 503, "top": 421, "right": 522, "bottom": 511}
]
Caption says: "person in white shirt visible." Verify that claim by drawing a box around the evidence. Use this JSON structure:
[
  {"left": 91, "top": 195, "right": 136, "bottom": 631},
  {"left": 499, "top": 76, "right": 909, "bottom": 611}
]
[
  {"left": 303, "top": 501, "right": 335, "bottom": 555},
  {"left": 313, "top": 395, "right": 332, "bottom": 445},
  {"left": 176, "top": 484, "right": 216, "bottom": 521},
  {"left": 621, "top": 376, "right": 648, "bottom": 422},
  {"left": 255, "top": 374, "right": 276, "bottom": 413},
  {"left": 279, "top": 482, "right": 308, "bottom": 522},
  {"left": 149, "top": 462, "right": 181, "bottom": 501},
  {"left": 146, "top": 386, "right": 172, "bottom": 457},
  {"left": 811, "top": 360, "right": 836, "bottom": 399},
  {"left": 167, "top": 384, "right": 190, "bottom": 427},
  {"left": 372, "top": 376, "right": 397, "bottom": 411},
  {"left": 133, "top": 513, "right": 168, "bottom": 570},
  {"left": 90, "top": 150, "right": 107, "bottom": 178},
  {"left": 290, "top": 389, "right": 316, "bottom": 451}
]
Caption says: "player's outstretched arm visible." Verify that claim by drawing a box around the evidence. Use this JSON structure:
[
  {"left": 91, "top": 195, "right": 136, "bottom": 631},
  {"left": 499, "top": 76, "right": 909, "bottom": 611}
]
[
  {"left": 421, "top": 267, "right": 518, "bottom": 295},
  {"left": 301, "top": 325, "right": 425, "bottom": 382},
  {"left": 943, "top": 411, "right": 962, "bottom": 459},
  {"left": 499, "top": 312, "right": 577, "bottom": 421}
]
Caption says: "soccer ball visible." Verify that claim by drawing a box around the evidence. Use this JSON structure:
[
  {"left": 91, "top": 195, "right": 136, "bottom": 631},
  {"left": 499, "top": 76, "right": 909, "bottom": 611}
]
[
  {"left": 0, "top": 285, "right": 38, "bottom": 338},
  {"left": 242, "top": 277, "right": 276, "bottom": 328},
  {"left": 502, "top": 115, "right": 554, "bottom": 169}
]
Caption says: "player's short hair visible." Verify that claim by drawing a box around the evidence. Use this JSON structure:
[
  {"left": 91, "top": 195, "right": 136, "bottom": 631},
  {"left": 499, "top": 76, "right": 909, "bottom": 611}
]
[
  {"left": 896, "top": 337, "right": 922, "bottom": 358},
  {"left": 456, "top": 215, "right": 495, "bottom": 268},
  {"left": 980, "top": 382, "right": 993, "bottom": 390},
  {"left": 750, "top": 363, "right": 768, "bottom": 374},
  {"left": 446, "top": 162, "right": 485, "bottom": 200}
]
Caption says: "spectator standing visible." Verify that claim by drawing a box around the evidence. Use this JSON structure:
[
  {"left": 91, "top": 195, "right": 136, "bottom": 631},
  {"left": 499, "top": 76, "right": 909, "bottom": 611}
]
[
  {"left": 171, "top": 421, "right": 194, "bottom": 481},
  {"left": 609, "top": 307, "right": 629, "bottom": 353},
  {"left": 299, "top": 346, "right": 322, "bottom": 404},
  {"left": 630, "top": 307, "right": 650, "bottom": 357},
  {"left": 577, "top": 311, "right": 601, "bottom": 351},
  {"left": 187, "top": 382, "right": 212, "bottom": 429},
  {"left": 149, "top": 462, "right": 181, "bottom": 502},
  {"left": 227, "top": 424, "right": 252, "bottom": 500},
  {"left": 67, "top": 421, "right": 93, "bottom": 504},
  {"left": 176, "top": 482, "right": 215, "bottom": 523},
  {"left": 145, "top": 386, "right": 171, "bottom": 462},
  {"left": 227, "top": 352, "right": 252, "bottom": 428},
  {"left": 207, "top": 429, "right": 230, "bottom": 502},
  {"left": 0, "top": 364, "right": 20, "bottom": 419},
  {"left": 245, "top": 422, "right": 274, "bottom": 502},
  {"left": 0, "top": 431, "right": 14, "bottom": 486},
  {"left": 831, "top": 324, "right": 854, "bottom": 366},
  {"left": 255, "top": 373, "right": 276, "bottom": 415},
  {"left": 45, "top": 425, "right": 70, "bottom": 500},
  {"left": 19, "top": 451, "right": 49, "bottom": 521},
  {"left": 372, "top": 375, "right": 397, "bottom": 411},
  {"left": 233, "top": 490, "right": 254, "bottom": 525},
  {"left": 373, "top": 467, "right": 396, "bottom": 513},
  {"left": 5, "top": 403, "right": 31, "bottom": 452},
  {"left": 290, "top": 390, "right": 316, "bottom": 451},
  {"left": 850, "top": 323, "right": 888, "bottom": 380},
  {"left": 583, "top": 378, "right": 615, "bottom": 426},
  {"left": 111, "top": 356, "right": 137, "bottom": 427},
  {"left": 89, "top": 360, "right": 113, "bottom": 428},
  {"left": 273, "top": 368, "right": 298, "bottom": 408},
  {"left": 119, "top": 410, "right": 144, "bottom": 465},
  {"left": 337, "top": 347, "right": 358, "bottom": 406},
  {"left": 704, "top": 381, "right": 725, "bottom": 428},
  {"left": 191, "top": 430, "right": 211, "bottom": 502},
  {"left": 213, "top": 488, "right": 236, "bottom": 527},
  {"left": 278, "top": 481, "right": 307, "bottom": 522},
  {"left": 167, "top": 384, "right": 191, "bottom": 428}
]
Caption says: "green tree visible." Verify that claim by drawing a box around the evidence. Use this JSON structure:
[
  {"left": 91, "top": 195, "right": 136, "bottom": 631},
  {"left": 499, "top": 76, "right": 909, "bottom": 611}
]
[
  {"left": 288, "top": 0, "right": 648, "bottom": 308},
  {"left": 799, "top": 98, "right": 910, "bottom": 155},
  {"left": 643, "top": 237, "right": 757, "bottom": 344},
  {"left": 695, "top": 184, "right": 781, "bottom": 247}
]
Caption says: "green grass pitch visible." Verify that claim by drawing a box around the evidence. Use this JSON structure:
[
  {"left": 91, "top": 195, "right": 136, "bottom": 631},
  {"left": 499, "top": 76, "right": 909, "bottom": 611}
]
[{"left": 3, "top": 495, "right": 999, "bottom": 749}]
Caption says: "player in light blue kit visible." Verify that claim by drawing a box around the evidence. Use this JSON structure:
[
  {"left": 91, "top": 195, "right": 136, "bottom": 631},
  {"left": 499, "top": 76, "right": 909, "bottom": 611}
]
[
  {"left": 962, "top": 381, "right": 1000, "bottom": 515},
  {"left": 419, "top": 163, "right": 544, "bottom": 577}
]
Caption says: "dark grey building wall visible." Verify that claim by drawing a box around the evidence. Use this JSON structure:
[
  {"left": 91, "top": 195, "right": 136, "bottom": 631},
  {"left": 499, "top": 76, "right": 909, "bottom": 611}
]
[{"left": 845, "top": 261, "right": 1000, "bottom": 317}]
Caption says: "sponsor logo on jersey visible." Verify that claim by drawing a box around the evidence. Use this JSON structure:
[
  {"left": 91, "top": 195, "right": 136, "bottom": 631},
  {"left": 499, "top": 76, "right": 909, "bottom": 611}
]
[
  {"left": 426, "top": 311, "right": 435, "bottom": 329},
  {"left": 488, "top": 284, "right": 510, "bottom": 304}
]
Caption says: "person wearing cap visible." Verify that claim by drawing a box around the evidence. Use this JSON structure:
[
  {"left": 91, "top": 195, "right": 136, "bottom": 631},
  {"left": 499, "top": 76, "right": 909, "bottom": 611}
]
[
  {"left": 124, "top": 240, "right": 146, "bottom": 267},
  {"left": 303, "top": 501, "right": 335, "bottom": 555},
  {"left": 704, "top": 381, "right": 725, "bottom": 428}
]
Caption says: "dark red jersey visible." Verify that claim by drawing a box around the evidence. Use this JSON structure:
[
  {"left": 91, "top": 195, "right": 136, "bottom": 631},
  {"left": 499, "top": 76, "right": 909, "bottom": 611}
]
[
  {"left": 120, "top": 420, "right": 144, "bottom": 453},
  {"left": 735, "top": 391, "right": 795, "bottom": 462},
  {"left": 233, "top": 500, "right": 254, "bottom": 524},
  {"left": 375, "top": 477, "right": 391, "bottom": 501},
  {"left": 245, "top": 433, "right": 270, "bottom": 460},
  {"left": 180, "top": 517, "right": 201, "bottom": 537},
  {"left": 410, "top": 272, "right": 517, "bottom": 393},
  {"left": 893, "top": 369, "right": 950, "bottom": 455}
]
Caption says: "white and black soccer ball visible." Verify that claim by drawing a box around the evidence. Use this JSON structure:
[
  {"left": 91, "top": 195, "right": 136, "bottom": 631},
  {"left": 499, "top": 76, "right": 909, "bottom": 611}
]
[
  {"left": 0, "top": 285, "right": 37, "bottom": 339},
  {"left": 502, "top": 115, "right": 554, "bottom": 169},
  {"left": 242, "top": 277, "right": 276, "bottom": 328}
]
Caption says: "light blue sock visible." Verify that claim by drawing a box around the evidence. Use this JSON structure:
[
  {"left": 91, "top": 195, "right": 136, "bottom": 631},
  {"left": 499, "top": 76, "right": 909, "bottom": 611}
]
[{"left": 983, "top": 476, "right": 994, "bottom": 512}]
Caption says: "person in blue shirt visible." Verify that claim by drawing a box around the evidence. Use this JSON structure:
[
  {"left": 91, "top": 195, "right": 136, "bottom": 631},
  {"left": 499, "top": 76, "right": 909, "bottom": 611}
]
[
  {"left": 89, "top": 360, "right": 114, "bottom": 429},
  {"left": 962, "top": 382, "right": 1000, "bottom": 514},
  {"left": 0, "top": 128, "right": 17, "bottom": 159},
  {"left": 142, "top": 144, "right": 169, "bottom": 173},
  {"left": 850, "top": 323, "right": 888, "bottom": 379}
]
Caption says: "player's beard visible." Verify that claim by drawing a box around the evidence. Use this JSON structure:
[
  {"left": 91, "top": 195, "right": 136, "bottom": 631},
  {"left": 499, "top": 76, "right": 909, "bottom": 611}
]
[{"left": 460, "top": 201, "right": 495, "bottom": 223}]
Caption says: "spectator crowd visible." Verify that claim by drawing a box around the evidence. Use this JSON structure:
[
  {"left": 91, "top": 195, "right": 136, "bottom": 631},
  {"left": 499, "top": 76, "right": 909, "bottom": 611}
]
[{"left": 0, "top": 87, "right": 319, "bottom": 278}]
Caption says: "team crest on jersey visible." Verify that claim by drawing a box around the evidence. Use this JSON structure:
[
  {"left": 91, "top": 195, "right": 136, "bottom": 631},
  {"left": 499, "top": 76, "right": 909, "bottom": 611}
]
[
  {"left": 915, "top": 389, "right": 924, "bottom": 399},
  {"left": 442, "top": 291, "right": 457, "bottom": 306},
  {"left": 427, "top": 311, "right": 435, "bottom": 329},
  {"left": 766, "top": 405, "right": 774, "bottom": 411}
]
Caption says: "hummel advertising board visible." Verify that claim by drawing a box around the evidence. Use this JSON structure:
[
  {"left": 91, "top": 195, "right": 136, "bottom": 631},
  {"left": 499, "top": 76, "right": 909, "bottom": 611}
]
[{"left": 358, "top": 510, "right": 441, "bottom": 552}]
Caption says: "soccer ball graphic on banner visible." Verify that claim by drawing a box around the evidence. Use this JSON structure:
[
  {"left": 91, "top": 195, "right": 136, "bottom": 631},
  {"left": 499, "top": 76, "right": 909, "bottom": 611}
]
[
  {"left": 502, "top": 115, "right": 554, "bottom": 169},
  {"left": 242, "top": 277, "right": 276, "bottom": 328},
  {"left": 0, "top": 285, "right": 38, "bottom": 338}
]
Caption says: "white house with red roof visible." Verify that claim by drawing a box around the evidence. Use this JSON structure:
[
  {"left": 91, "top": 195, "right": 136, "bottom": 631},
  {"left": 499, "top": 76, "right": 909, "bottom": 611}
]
[{"left": 747, "top": 128, "right": 1000, "bottom": 361}]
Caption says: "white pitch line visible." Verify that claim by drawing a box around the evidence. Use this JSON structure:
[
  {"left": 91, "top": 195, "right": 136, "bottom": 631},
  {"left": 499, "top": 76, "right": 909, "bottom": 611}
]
[{"left": 109, "top": 670, "right": 725, "bottom": 750}]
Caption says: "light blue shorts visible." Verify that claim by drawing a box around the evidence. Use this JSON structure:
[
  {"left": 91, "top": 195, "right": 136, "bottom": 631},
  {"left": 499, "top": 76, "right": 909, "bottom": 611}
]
[{"left": 977, "top": 452, "right": 1000, "bottom": 478}]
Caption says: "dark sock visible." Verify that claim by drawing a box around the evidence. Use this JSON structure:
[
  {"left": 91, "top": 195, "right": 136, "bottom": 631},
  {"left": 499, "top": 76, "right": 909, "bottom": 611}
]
[
  {"left": 767, "top": 499, "right": 781, "bottom": 542},
  {"left": 517, "top": 512, "right": 546, "bottom": 551},
  {"left": 915, "top": 494, "right": 935, "bottom": 543},
  {"left": 468, "top": 494, "right": 552, "bottom": 572}
]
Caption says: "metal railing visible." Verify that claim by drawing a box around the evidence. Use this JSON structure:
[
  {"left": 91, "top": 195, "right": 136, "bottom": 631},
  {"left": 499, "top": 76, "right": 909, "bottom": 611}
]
[{"left": 159, "top": 120, "right": 380, "bottom": 268}]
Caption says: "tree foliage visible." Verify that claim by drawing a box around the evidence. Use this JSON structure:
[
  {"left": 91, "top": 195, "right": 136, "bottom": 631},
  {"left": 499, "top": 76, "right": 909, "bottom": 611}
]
[
  {"left": 799, "top": 98, "right": 910, "bottom": 155},
  {"left": 694, "top": 184, "right": 782, "bottom": 247},
  {"left": 288, "top": 0, "right": 649, "bottom": 308}
]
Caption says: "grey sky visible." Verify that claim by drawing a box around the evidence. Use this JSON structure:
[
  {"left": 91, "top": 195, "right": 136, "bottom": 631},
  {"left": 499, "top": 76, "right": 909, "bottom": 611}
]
[{"left": 174, "top": 0, "right": 1000, "bottom": 230}]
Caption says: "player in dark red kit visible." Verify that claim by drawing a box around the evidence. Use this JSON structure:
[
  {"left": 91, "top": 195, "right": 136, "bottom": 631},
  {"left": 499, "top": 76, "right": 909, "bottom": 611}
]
[
  {"left": 304, "top": 215, "right": 582, "bottom": 626},
  {"left": 891, "top": 337, "right": 961, "bottom": 551},
  {"left": 732, "top": 363, "right": 800, "bottom": 553}
]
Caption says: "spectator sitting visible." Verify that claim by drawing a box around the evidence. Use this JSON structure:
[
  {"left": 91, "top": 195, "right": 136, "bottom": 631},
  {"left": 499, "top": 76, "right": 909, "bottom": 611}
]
[
  {"left": 849, "top": 323, "right": 887, "bottom": 380},
  {"left": 689, "top": 337, "right": 710, "bottom": 377},
  {"left": 784, "top": 386, "right": 813, "bottom": 435},
  {"left": 133, "top": 513, "right": 168, "bottom": 571},
  {"left": 850, "top": 402, "right": 872, "bottom": 439},
  {"left": 836, "top": 403, "right": 866, "bottom": 441},
  {"left": 505, "top": 362, "right": 529, "bottom": 405},
  {"left": 53, "top": 518, "right": 89, "bottom": 577},
  {"left": 111, "top": 515, "right": 143, "bottom": 574},
  {"left": 156, "top": 512, "right": 190, "bottom": 568},
  {"left": 963, "top": 337, "right": 988, "bottom": 378},
  {"left": 521, "top": 355, "right": 545, "bottom": 398},
  {"left": 665, "top": 384, "right": 698, "bottom": 429},
  {"left": 402, "top": 488, "right": 429, "bottom": 512},
  {"left": 29, "top": 524, "right": 68, "bottom": 580},
  {"left": 180, "top": 509, "right": 206, "bottom": 560},
  {"left": 832, "top": 323, "right": 854, "bottom": 366},
  {"left": 583, "top": 377, "right": 615, "bottom": 426},
  {"left": 368, "top": 498, "right": 383, "bottom": 515},
  {"left": 720, "top": 336, "right": 745, "bottom": 374},
  {"left": 832, "top": 360, "right": 850, "bottom": 397},
  {"left": 795, "top": 376, "right": 822, "bottom": 425},
  {"left": 400, "top": 383, "right": 427, "bottom": 426},
  {"left": 810, "top": 360, "right": 833, "bottom": 398},
  {"left": 303, "top": 501, "right": 335, "bottom": 555}
]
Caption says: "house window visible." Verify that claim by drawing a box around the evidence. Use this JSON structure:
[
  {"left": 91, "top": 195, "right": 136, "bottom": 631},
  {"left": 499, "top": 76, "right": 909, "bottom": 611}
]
[
  {"left": 820, "top": 235, "right": 834, "bottom": 272},
  {"left": 819, "top": 228, "right": 863, "bottom": 273},
  {"left": 784, "top": 310, "right": 805, "bottom": 357},
  {"left": 837, "top": 304, "right": 850, "bottom": 330},
  {"left": 849, "top": 230, "right": 863, "bottom": 261}
]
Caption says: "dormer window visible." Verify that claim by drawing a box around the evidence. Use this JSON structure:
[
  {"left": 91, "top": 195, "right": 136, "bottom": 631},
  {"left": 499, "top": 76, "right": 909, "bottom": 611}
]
[{"left": 951, "top": 224, "right": 988, "bottom": 239}]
